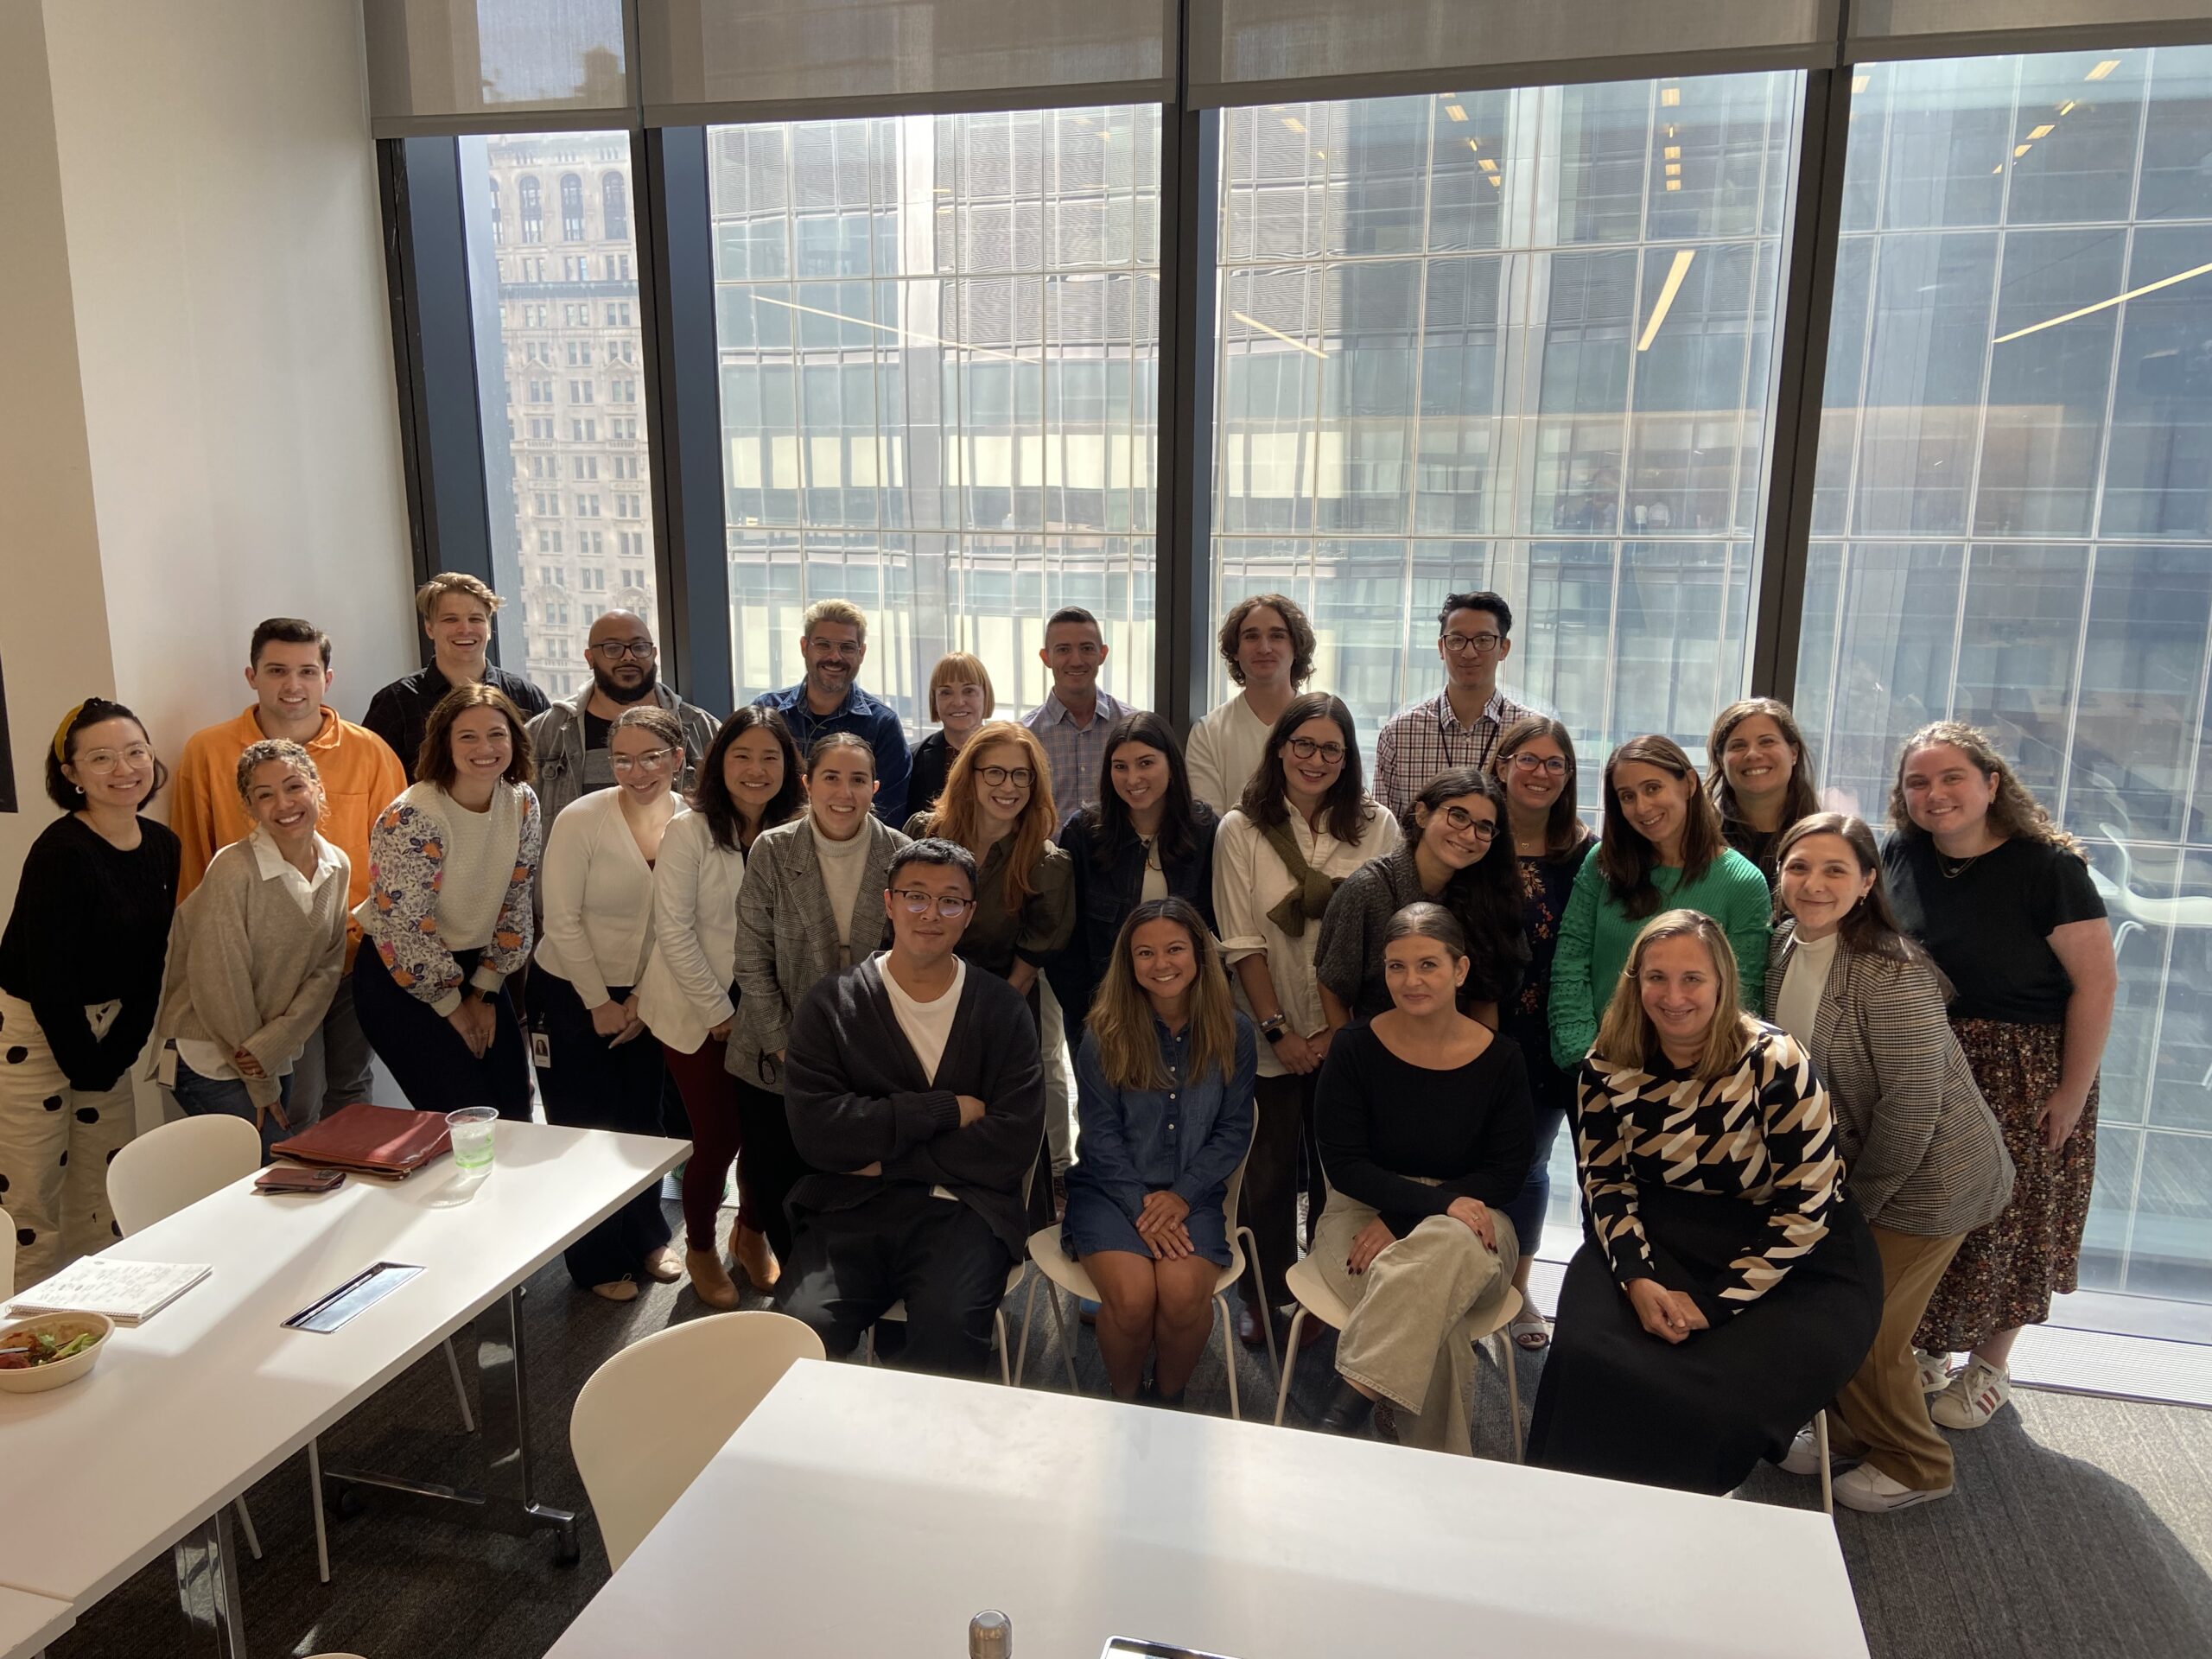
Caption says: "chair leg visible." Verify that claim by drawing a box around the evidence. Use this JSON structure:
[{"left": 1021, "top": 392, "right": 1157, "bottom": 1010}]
[
  {"left": 1241, "top": 1226, "right": 1281, "bottom": 1387},
  {"left": 442, "top": 1336, "right": 476, "bottom": 1433},
  {"left": 232, "top": 1497, "right": 262, "bottom": 1561},
  {"left": 1499, "top": 1332, "right": 1522, "bottom": 1461},
  {"left": 1815, "top": 1409, "right": 1834, "bottom": 1516},
  {"left": 308, "top": 1437, "right": 331, "bottom": 1584},
  {"left": 1219, "top": 1296, "right": 1241, "bottom": 1422},
  {"left": 1273, "top": 1305, "right": 1308, "bottom": 1426},
  {"left": 995, "top": 1309, "right": 1012, "bottom": 1387},
  {"left": 862, "top": 1325, "right": 876, "bottom": 1367},
  {"left": 1014, "top": 1275, "right": 1040, "bottom": 1388},
  {"left": 1046, "top": 1283, "right": 1079, "bottom": 1391}
]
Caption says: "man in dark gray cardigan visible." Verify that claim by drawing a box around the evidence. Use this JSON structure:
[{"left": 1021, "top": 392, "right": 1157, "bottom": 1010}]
[{"left": 778, "top": 839, "right": 1045, "bottom": 1377}]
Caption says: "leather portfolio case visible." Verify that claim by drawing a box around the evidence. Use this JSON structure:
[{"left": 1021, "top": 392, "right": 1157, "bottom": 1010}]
[{"left": 270, "top": 1101, "right": 453, "bottom": 1177}]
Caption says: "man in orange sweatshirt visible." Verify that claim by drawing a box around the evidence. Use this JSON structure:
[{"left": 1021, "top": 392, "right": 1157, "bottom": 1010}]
[{"left": 171, "top": 618, "right": 406, "bottom": 1123}]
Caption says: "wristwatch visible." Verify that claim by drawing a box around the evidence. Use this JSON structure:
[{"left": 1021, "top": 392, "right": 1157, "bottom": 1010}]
[{"left": 1259, "top": 1014, "right": 1287, "bottom": 1045}]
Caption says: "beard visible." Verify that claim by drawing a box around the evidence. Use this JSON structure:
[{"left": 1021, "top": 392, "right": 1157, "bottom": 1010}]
[{"left": 593, "top": 664, "right": 658, "bottom": 705}]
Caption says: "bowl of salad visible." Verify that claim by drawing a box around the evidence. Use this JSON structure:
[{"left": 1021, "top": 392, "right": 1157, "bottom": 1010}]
[{"left": 0, "top": 1311, "right": 113, "bottom": 1394}]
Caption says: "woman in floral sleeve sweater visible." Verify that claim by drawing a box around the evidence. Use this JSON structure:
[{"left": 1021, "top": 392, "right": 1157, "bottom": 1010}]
[{"left": 353, "top": 684, "right": 543, "bottom": 1119}]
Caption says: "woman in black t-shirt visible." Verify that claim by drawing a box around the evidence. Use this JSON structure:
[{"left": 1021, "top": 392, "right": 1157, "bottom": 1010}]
[
  {"left": 1885, "top": 721, "right": 2114, "bottom": 1432},
  {"left": 0, "top": 699, "right": 181, "bottom": 1287}
]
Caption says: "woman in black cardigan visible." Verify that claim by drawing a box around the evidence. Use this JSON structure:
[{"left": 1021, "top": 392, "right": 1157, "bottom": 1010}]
[{"left": 1048, "top": 710, "right": 1218, "bottom": 1032}]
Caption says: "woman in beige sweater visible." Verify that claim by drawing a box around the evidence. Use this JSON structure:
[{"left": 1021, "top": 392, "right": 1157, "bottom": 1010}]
[{"left": 154, "top": 739, "right": 351, "bottom": 1158}]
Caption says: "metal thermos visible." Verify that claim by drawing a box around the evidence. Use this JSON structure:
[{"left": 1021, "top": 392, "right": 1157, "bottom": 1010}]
[{"left": 968, "top": 1610, "right": 1013, "bottom": 1657}]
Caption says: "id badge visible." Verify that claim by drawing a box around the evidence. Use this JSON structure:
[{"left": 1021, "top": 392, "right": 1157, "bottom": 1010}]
[{"left": 530, "top": 1030, "right": 553, "bottom": 1068}]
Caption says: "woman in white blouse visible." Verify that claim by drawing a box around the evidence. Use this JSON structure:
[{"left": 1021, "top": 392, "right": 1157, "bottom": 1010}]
[
  {"left": 638, "top": 708, "right": 807, "bottom": 1310},
  {"left": 531, "top": 705, "right": 687, "bottom": 1302},
  {"left": 1214, "top": 691, "right": 1401, "bottom": 1349}
]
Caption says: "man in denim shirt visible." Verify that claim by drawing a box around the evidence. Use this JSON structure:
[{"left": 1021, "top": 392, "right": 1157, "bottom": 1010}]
[{"left": 753, "top": 598, "right": 912, "bottom": 823}]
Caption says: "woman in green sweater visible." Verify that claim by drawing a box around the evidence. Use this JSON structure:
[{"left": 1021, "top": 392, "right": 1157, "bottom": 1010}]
[{"left": 1547, "top": 734, "right": 1770, "bottom": 1071}]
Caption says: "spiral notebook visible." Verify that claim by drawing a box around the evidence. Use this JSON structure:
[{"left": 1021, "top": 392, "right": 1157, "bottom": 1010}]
[{"left": 6, "top": 1258, "right": 211, "bottom": 1325}]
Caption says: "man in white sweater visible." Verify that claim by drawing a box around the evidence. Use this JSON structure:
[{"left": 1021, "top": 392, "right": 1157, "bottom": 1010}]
[{"left": 1186, "top": 594, "right": 1316, "bottom": 815}]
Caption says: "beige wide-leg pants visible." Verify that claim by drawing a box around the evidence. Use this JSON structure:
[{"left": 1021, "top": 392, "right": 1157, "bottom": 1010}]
[{"left": 0, "top": 990, "right": 138, "bottom": 1287}]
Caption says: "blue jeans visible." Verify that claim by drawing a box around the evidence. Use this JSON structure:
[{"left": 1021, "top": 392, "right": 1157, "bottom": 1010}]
[
  {"left": 1502, "top": 1099, "right": 1569, "bottom": 1265},
  {"left": 170, "top": 1058, "right": 294, "bottom": 1163}
]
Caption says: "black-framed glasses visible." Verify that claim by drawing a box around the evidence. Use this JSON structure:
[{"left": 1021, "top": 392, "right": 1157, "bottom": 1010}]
[
  {"left": 1285, "top": 737, "right": 1345, "bottom": 763},
  {"left": 1439, "top": 806, "right": 1500, "bottom": 839},
  {"left": 590, "top": 639, "right": 658, "bottom": 659},
  {"left": 890, "top": 888, "right": 975, "bottom": 919},
  {"left": 609, "top": 747, "right": 677, "bottom": 773},
  {"left": 1509, "top": 753, "right": 1569, "bottom": 777},
  {"left": 976, "top": 765, "right": 1034, "bottom": 788},
  {"left": 1440, "top": 631, "right": 1503, "bottom": 655}
]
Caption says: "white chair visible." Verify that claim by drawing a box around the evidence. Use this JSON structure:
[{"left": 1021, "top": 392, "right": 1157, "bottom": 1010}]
[
  {"left": 1270, "top": 1252, "right": 1525, "bottom": 1460},
  {"left": 1016, "top": 1122, "right": 1278, "bottom": 1420},
  {"left": 570, "top": 1310, "right": 823, "bottom": 1569},
  {"left": 861, "top": 1260, "right": 1031, "bottom": 1386},
  {"left": 108, "top": 1114, "right": 478, "bottom": 1583}
]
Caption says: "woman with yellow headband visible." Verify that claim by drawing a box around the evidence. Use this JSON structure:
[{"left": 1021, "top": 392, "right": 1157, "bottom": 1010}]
[{"left": 0, "top": 697, "right": 179, "bottom": 1287}]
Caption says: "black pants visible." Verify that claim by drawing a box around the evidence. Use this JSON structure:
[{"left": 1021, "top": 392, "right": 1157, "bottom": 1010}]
[
  {"left": 776, "top": 1186, "right": 1014, "bottom": 1378},
  {"left": 1243, "top": 1069, "right": 1317, "bottom": 1313},
  {"left": 528, "top": 969, "right": 675, "bottom": 1288},
  {"left": 352, "top": 945, "right": 531, "bottom": 1120},
  {"left": 736, "top": 1078, "right": 808, "bottom": 1262}
]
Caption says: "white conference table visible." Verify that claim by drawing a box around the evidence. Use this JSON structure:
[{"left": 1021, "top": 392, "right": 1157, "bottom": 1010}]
[
  {"left": 548, "top": 1359, "right": 1872, "bottom": 1659},
  {"left": 0, "top": 1588, "right": 73, "bottom": 1659},
  {"left": 0, "top": 1119, "right": 686, "bottom": 1658}
]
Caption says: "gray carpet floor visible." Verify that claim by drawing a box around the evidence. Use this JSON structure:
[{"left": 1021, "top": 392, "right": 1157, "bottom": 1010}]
[{"left": 42, "top": 1204, "right": 2212, "bottom": 1659}]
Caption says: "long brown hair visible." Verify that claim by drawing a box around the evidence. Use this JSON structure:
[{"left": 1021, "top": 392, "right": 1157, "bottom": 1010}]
[
  {"left": 1707, "top": 698, "right": 1820, "bottom": 830},
  {"left": 1492, "top": 715, "right": 1591, "bottom": 862},
  {"left": 912, "top": 721, "right": 1058, "bottom": 911},
  {"left": 1591, "top": 909, "right": 1758, "bottom": 1083},
  {"left": 1086, "top": 898, "right": 1241, "bottom": 1090},
  {"left": 1596, "top": 734, "right": 1725, "bottom": 918},
  {"left": 1238, "top": 692, "right": 1375, "bottom": 845},
  {"left": 1772, "top": 812, "right": 1923, "bottom": 963},
  {"left": 1887, "top": 721, "right": 2083, "bottom": 858}
]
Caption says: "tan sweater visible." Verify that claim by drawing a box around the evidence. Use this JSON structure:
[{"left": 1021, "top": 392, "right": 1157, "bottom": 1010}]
[{"left": 155, "top": 832, "right": 351, "bottom": 1109}]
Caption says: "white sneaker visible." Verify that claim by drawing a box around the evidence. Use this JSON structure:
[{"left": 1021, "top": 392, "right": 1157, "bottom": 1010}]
[
  {"left": 1779, "top": 1424, "right": 1830, "bottom": 1475},
  {"left": 1834, "top": 1463, "right": 1952, "bottom": 1512},
  {"left": 1914, "top": 1349, "right": 1953, "bottom": 1395},
  {"left": 1929, "top": 1358, "right": 2010, "bottom": 1430}
]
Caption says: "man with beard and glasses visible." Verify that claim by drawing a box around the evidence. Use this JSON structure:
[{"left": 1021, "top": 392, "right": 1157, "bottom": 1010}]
[
  {"left": 753, "top": 598, "right": 912, "bottom": 823},
  {"left": 525, "top": 609, "right": 719, "bottom": 826}
]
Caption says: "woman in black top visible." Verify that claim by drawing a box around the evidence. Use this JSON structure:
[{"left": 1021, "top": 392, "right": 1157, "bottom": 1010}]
[
  {"left": 1309, "top": 903, "right": 1533, "bottom": 1454},
  {"left": 1707, "top": 698, "right": 1819, "bottom": 887},
  {"left": 1885, "top": 721, "right": 2114, "bottom": 1431},
  {"left": 1491, "top": 715, "right": 1594, "bottom": 1351},
  {"left": 907, "top": 652, "right": 994, "bottom": 815},
  {"left": 0, "top": 698, "right": 181, "bottom": 1287},
  {"left": 1047, "top": 710, "right": 1218, "bottom": 1031}
]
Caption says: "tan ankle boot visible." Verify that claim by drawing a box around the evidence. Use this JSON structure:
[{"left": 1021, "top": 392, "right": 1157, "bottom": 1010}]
[
  {"left": 687, "top": 1248, "right": 740, "bottom": 1310},
  {"left": 733, "top": 1224, "right": 780, "bottom": 1292}
]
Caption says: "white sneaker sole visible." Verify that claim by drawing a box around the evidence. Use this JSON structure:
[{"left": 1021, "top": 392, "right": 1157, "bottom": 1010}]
[{"left": 1836, "top": 1481, "right": 1953, "bottom": 1514}]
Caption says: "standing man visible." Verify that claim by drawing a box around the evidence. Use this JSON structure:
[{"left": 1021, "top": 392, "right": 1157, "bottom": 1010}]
[
  {"left": 1187, "top": 592, "right": 1316, "bottom": 814},
  {"left": 365, "top": 573, "right": 550, "bottom": 781},
  {"left": 525, "top": 609, "right": 719, "bottom": 826},
  {"left": 169, "top": 618, "right": 407, "bottom": 1122},
  {"left": 777, "top": 839, "right": 1044, "bottom": 1378},
  {"left": 753, "top": 599, "right": 912, "bottom": 823},
  {"left": 1022, "top": 607, "right": 1139, "bottom": 813},
  {"left": 1371, "top": 590, "right": 1530, "bottom": 826}
]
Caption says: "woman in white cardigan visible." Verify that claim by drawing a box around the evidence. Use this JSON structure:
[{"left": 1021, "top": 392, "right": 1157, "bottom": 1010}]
[
  {"left": 531, "top": 705, "right": 686, "bottom": 1302},
  {"left": 638, "top": 708, "right": 807, "bottom": 1309}
]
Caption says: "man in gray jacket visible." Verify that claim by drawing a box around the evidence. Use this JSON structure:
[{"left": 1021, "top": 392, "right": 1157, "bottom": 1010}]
[{"left": 524, "top": 610, "right": 720, "bottom": 825}]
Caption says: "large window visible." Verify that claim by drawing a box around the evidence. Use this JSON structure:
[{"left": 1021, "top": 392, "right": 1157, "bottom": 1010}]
[
  {"left": 463, "top": 131, "right": 658, "bottom": 698},
  {"left": 709, "top": 108, "right": 1163, "bottom": 724},
  {"left": 1209, "top": 73, "right": 1802, "bottom": 806},
  {"left": 1795, "top": 45, "right": 2212, "bottom": 1304}
]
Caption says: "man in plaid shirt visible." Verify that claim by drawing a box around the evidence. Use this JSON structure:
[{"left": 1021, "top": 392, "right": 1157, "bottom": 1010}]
[
  {"left": 1022, "top": 606, "right": 1140, "bottom": 813},
  {"left": 1371, "top": 589, "right": 1530, "bottom": 826}
]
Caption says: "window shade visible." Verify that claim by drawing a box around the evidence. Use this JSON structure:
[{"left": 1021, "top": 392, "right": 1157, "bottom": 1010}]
[
  {"left": 1848, "top": 3, "right": 2212, "bottom": 60},
  {"left": 365, "top": 0, "right": 634, "bottom": 137},
  {"left": 638, "top": 0, "right": 1173, "bottom": 125},
  {"left": 1188, "top": 0, "right": 1840, "bottom": 106}
]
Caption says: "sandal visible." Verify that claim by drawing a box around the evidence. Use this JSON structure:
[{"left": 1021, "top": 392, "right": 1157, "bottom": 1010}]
[{"left": 1510, "top": 1308, "right": 1552, "bottom": 1351}]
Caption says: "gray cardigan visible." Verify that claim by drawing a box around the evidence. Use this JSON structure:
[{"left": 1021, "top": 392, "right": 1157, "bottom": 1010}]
[
  {"left": 1765, "top": 921, "right": 2013, "bottom": 1239},
  {"left": 727, "top": 813, "right": 911, "bottom": 1093}
]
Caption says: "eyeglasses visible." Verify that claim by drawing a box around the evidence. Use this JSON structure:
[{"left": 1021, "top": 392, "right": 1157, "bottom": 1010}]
[
  {"left": 1440, "top": 631, "right": 1503, "bottom": 655},
  {"left": 1509, "top": 753, "right": 1569, "bottom": 777},
  {"left": 610, "top": 747, "right": 677, "bottom": 773},
  {"left": 590, "top": 639, "right": 658, "bottom": 659},
  {"left": 891, "top": 888, "right": 974, "bottom": 919},
  {"left": 1285, "top": 737, "right": 1346, "bottom": 763},
  {"left": 976, "top": 766, "right": 1034, "bottom": 788},
  {"left": 808, "top": 640, "right": 864, "bottom": 659},
  {"left": 1438, "top": 806, "right": 1500, "bottom": 840},
  {"left": 77, "top": 745, "right": 155, "bottom": 774}
]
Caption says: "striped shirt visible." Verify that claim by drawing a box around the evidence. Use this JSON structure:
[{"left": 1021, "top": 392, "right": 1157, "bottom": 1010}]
[
  {"left": 1021, "top": 689, "right": 1139, "bottom": 813},
  {"left": 1371, "top": 686, "right": 1531, "bottom": 823}
]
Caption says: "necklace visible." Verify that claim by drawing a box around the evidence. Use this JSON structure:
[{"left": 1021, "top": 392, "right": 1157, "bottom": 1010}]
[{"left": 1936, "top": 849, "right": 1983, "bottom": 880}]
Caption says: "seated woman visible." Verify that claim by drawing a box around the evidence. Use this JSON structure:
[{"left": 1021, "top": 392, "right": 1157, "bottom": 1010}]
[
  {"left": 1768, "top": 813, "right": 2012, "bottom": 1512},
  {"left": 1528, "top": 910, "right": 1882, "bottom": 1495},
  {"left": 1062, "top": 899, "right": 1255, "bottom": 1405},
  {"left": 1310, "top": 902, "right": 1534, "bottom": 1454}
]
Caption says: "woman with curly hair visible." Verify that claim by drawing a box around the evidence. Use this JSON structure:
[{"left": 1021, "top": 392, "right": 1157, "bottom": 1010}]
[{"left": 1884, "top": 722, "right": 2114, "bottom": 1431}]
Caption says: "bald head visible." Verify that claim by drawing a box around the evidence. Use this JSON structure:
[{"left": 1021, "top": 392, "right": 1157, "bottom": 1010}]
[{"left": 585, "top": 609, "right": 659, "bottom": 706}]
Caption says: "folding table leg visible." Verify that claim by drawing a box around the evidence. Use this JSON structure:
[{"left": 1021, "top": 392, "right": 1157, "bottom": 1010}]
[{"left": 173, "top": 1503, "right": 248, "bottom": 1658}]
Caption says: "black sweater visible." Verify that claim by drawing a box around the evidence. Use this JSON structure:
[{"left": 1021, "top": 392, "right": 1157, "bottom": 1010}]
[
  {"left": 782, "top": 955, "right": 1045, "bottom": 1253},
  {"left": 1315, "top": 1020, "right": 1535, "bottom": 1237},
  {"left": 0, "top": 814, "right": 181, "bottom": 1091}
]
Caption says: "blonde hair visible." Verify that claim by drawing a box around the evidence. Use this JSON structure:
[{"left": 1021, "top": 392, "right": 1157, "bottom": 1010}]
[
  {"left": 1592, "top": 909, "right": 1758, "bottom": 1084},
  {"left": 416, "top": 571, "right": 501, "bottom": 622},
  {"left": 912, "top": 721, "right": 1057, "bottom": 912},
  {"left": 926, "top": 652, "right": 995, "bottom": 721},
  {"left": 1087, "top": 899, "right": 1240, "bottom": 1090},
  {"left": 1888, "top": 720, "right": 2082, "bottom": 858},
  {"left": 801, "top": 597, "right": 868, "bottom": 642}
]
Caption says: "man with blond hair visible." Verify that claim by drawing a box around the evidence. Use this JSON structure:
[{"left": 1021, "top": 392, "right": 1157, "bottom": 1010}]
[
  {"left": 365, "top": 572, "right": 550, "bottom": 781},
  {"left": 753, "top": 597, "right": 912, "bottom": 821}
]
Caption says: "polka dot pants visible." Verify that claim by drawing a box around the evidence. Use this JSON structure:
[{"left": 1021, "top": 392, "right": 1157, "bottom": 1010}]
[{"left": 0, "top": 991, "right": 137, "bottom": 1290}]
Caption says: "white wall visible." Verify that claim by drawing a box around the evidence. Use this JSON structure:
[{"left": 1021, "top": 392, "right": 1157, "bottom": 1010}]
[{"left": 0, "top": 0, "right": 415, "bottom": 918}]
